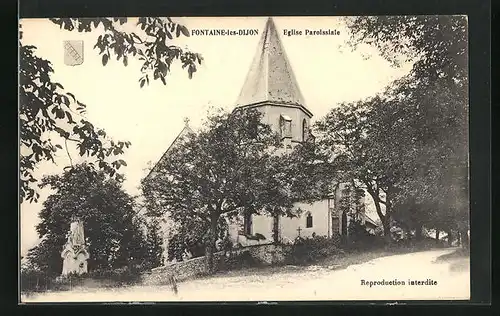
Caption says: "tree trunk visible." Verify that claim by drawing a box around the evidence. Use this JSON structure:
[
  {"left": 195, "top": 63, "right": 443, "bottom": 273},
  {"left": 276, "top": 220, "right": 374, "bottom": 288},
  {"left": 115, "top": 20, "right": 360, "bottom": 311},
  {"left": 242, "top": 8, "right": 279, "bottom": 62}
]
[
  {"left": 435, "top": 230, "right": 440, "bottom": 244},
  {"left": 272, "top": 212, "right": 280, "bottom": 245},
  {"left": 384, "top": 187, "right": 394, "bottom": 245},
  {"left": 460, "top": 230, "right": 469, "bottom": 250},
  {"left": 382, "top": 216, "right": 392, "bottom": 245},
  {"left": 447, "top": 230, "right": 453, "bottom": 247},
  {"left": 205, "top": 213, "right": 219, "bottom": 274},
  {"left": 415, "top": 223, "right": 423, "bottom": 241},
  {"left": 368, "top": 189, "right": 392, "bottom": 245}
]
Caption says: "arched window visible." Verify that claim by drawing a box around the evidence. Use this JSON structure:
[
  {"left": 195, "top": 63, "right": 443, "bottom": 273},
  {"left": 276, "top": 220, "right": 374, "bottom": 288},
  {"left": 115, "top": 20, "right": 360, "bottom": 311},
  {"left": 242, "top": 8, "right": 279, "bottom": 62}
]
[
  {"left": 306, "top": 212, "right": 313, "bottom": 228},
  {"left": 302, "top": 119, "right": 308, "bottom": 142}
]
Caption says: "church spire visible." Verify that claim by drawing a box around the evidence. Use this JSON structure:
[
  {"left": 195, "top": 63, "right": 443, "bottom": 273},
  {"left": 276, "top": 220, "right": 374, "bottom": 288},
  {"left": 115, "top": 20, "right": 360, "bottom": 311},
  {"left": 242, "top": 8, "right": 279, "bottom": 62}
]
[{"left": 235, "top": 17, "right": 311, "bottom": 116}]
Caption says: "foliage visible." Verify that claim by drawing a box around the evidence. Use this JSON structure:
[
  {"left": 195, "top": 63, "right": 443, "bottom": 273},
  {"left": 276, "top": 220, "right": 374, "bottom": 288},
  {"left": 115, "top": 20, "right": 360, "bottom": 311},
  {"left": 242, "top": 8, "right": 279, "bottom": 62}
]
[
  {"left": 20, "top": 264, "right": 145, "bottom": 293},
  {"left": 343, "top": 15, "right": 467, "bottom": 83},
  {"left": 144, "top": 218, "right": 164, "bottom": 269},
  {"left": 315, "top": 97, "right": 400, "bottom": 242},
  {"left": 220, "top": 250, "right": 266, "bottom": 271},
  {"left": 19, "top": 39, "right": 130, "bottom": 203},
  {"left": 337, "top": 183, "right": 365, "bottom": 217},
  {"left": 85, "top": 265, "right": 144, "bottom": 285},
  {"left": 49, "top": 18, "right": 203, "bottom": 85},
  {"left": 20, "top": 262, "right": 53, "bottom": 293},
  {"left": 316, "top": 82, "right": 467, "bottom": 244},
  {"left": 142, "top": 108, "right": 322, "bottom": 272},
  {"left": 19, "top": 17, "right": 201, "bottom": 203},
  {"left": 346, "top": 219, "right": 384, "bottom": 251},
  {"left": 314, "top": 16, "right": 469, "bottom": 245},
  {"left": 25, "top": 164, "right": 148, "bottom": 275},
  {"left": 166, "top": 215, "right": 229, "bottom": 262},
  {"left": 285, "top": 235, "right": 342, "bottom": 265}
]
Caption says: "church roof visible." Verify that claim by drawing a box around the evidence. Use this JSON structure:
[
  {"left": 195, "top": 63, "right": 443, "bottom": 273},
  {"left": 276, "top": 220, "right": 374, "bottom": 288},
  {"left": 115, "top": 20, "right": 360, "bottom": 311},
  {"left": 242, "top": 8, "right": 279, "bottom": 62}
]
[
  {"left": 360, "top": 212, "right": 380, "bottom": 228},
  {"left": 145, "top": 120, "right": 194, "bottom": 181},
  {"left": 235, "top": 18, "right": 312, "bottom": 117}
]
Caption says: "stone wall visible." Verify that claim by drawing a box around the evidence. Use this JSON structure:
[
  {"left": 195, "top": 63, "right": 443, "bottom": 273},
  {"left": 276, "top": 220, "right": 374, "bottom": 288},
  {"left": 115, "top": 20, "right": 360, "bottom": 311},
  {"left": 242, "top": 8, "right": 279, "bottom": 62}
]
[
  {"left": 142, "top": 251, "right": 226, "bottom": 285},
  {"left": 142, "top": 244, "right": 292, "bottom": 285},
  {"left": 247, "top": 244, "right": 291, "bottom": 265}
]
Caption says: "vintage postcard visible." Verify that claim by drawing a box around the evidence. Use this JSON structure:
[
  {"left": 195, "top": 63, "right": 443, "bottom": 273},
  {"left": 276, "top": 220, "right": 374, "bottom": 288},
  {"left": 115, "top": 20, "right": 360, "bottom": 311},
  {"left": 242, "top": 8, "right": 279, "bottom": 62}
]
[{"left": 19, "top": 16, "right": 470, "bottom": 303}]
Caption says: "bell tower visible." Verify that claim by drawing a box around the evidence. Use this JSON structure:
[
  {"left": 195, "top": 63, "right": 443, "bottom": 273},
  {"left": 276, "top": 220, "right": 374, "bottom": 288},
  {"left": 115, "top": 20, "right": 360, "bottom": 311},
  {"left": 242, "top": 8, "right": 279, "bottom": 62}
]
[{"left": 234, "top": 17, "right": 313, "bottom": 148}]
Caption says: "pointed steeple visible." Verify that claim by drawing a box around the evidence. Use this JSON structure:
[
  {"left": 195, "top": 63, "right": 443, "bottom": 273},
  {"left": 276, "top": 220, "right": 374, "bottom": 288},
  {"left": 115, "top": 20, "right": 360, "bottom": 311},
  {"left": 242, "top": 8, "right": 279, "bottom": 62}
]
[{"left": 235, "top": 17, "right": 311, "bottom": 116}]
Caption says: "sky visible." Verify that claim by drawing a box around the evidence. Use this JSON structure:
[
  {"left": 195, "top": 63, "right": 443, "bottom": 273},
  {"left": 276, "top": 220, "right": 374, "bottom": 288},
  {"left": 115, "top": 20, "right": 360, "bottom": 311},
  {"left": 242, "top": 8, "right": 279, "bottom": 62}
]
[{"left": 19, "top": 16, "right": 413, "bottom": 255}]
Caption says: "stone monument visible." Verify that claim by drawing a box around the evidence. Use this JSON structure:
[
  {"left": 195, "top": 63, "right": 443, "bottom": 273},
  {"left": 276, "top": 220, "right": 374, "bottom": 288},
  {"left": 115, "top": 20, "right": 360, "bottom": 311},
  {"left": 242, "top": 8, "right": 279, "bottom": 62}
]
[{"left": 61, "top": 218, "right": 90, "bottom": 276}]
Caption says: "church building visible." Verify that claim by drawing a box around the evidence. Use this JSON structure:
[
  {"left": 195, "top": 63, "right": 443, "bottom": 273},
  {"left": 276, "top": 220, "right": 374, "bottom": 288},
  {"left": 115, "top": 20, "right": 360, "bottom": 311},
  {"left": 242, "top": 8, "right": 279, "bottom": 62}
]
[
  {"left": 225, "top": 18, "right": 377, "bottom": 247},
  {"left": 145, "top": 18, "right": 378, "bottom": 260}
]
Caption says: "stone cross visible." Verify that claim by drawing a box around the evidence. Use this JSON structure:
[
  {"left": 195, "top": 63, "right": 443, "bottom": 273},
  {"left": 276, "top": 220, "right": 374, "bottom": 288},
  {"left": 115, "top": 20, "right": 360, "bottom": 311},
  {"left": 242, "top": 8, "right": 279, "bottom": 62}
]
[{"left": 183, "top": 117, "right": 190, "bottom": 126}]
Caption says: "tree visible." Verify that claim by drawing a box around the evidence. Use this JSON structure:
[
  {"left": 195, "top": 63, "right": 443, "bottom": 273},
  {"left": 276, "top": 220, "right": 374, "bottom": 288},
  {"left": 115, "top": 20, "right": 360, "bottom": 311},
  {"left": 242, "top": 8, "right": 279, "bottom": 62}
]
[
  {"left": 49, "top": 18, "right": 203, "bottom": 85},
  {"left": 316, "top": 88, "right": 467, "bottom": 245},
  {"left": 315, "top": 97, "right": 404, "bottom": 244},
  {"left": 341, "top": 16, "right": 469, "bottom": 246},
  {"left": 144, "top": 218, "right": 164, "bottom": 269},
  {"left": 26, "top": 163, "right": 147, "bottom": 275},
  {"left": 19, "top": 17, "right": 202, "bottom": 203},
  {"left": 343, "top": 15, "right": 467, "bottom": 84},
  {"left": 382, "top": 75, "right": 468, "bottom": 245},
  {"left": 142, "top": 109, "right": 322, "bottom": 272},
  {"left": 165, "top": 214, "right": 230, "bottom": 262}
]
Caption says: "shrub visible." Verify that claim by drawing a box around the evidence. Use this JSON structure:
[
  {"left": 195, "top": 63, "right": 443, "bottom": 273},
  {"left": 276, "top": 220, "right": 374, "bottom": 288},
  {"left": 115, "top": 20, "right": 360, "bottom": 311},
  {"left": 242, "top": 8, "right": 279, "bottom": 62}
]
[
  {"left": 388, "top": 236, "right": 447, "bottom": 252},
  {"left": 219, "top": 250, "right": 265, "bottom": 271},
  {"left": 285, "top": 234, "right": 342, "bottom": 265},
  {"left": 20, "top": 267, "right": 55, "bottom": 293},
  {"left": 86, "top": 265, "right": 143, "bottom": 285},
  {"left": 20, "top": 267, "right": 90, "bottom": 293},
  {"left": 344, "top": 219, "right": 385, "bottom": 251}
]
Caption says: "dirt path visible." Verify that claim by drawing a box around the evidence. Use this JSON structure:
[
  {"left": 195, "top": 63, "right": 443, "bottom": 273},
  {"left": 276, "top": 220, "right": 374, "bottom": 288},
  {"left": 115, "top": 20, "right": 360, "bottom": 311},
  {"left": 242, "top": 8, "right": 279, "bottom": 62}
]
[{"left": 21, "top": 248, "right": 469, "bottom": 302}]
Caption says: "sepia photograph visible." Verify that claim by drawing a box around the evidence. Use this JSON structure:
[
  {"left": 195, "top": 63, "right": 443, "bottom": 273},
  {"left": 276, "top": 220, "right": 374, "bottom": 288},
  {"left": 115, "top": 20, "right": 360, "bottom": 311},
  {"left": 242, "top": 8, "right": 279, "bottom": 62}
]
[{"left": 19, "top": 16, "right": 470, "bottom": 302}]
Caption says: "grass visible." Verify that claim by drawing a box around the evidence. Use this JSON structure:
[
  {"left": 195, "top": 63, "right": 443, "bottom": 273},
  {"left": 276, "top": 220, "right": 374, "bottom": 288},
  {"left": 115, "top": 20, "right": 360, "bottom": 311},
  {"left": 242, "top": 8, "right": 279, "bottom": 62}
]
[
  {"left": 315, "top": 248, "right": 398, "bottom": 269},
  {"left": 434, "top": 247, "right": 469, "bottom": 262},
  {"left": 434, "top": 247, "right": 470, "bottom": 273},
  {"left": 206, "top": 248, "right": 410, "bottom": 281},
  {"left": 23, "top": 246, "right": 461, "bottom": 298},
  {"left": 206, "top": 243, "right": 459, "bottom": 282}
]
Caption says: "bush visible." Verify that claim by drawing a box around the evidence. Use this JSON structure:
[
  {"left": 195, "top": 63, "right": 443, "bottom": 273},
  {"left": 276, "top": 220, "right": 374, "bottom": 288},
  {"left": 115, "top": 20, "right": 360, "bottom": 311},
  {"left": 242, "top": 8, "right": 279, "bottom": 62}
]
[
  {"left": 86, "top": 265, "right": 143, "bottom": 285},
  {"left": 219, "top": 250, "right": 265, "bottom": 271},
  {"left": 20, "top": 268, "right": 55, "bottom": 293},
  {"left": 20, "top": 268, "right": 90, "bottom": 293},
  {"left": 345, "top": 219, "right": 385, "bottom": 251},
  {"left": 21, "top": 264, "right": 146, "bottom": 294},
  {"left": 285, "top": 234, "right": 342, "bottom": 265},
  {"left": 387, "top": 236, "right": 447, "bottom": 252}
]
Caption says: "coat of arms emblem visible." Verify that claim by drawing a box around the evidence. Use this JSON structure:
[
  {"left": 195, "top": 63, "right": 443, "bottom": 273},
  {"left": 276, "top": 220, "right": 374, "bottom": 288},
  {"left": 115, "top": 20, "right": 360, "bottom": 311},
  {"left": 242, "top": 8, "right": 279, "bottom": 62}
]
[{"left": 63, "top": 40, "right": 84, "bottom": 66}]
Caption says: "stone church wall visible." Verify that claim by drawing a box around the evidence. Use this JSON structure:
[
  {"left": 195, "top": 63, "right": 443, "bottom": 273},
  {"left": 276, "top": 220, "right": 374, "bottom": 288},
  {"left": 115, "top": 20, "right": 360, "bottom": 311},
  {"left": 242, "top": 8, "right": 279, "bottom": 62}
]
[
  {"left": 281, "top": 199, "right": 331, "bottom": 240},
  {"left": 227, "top": 199, "right": 333, "bottom": 247},
  {"left": 262, "top": 104, "right": 311, "bottom": 143},
  {"left": 248, "top": 199, "right": 331, "bottom": 244}
]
